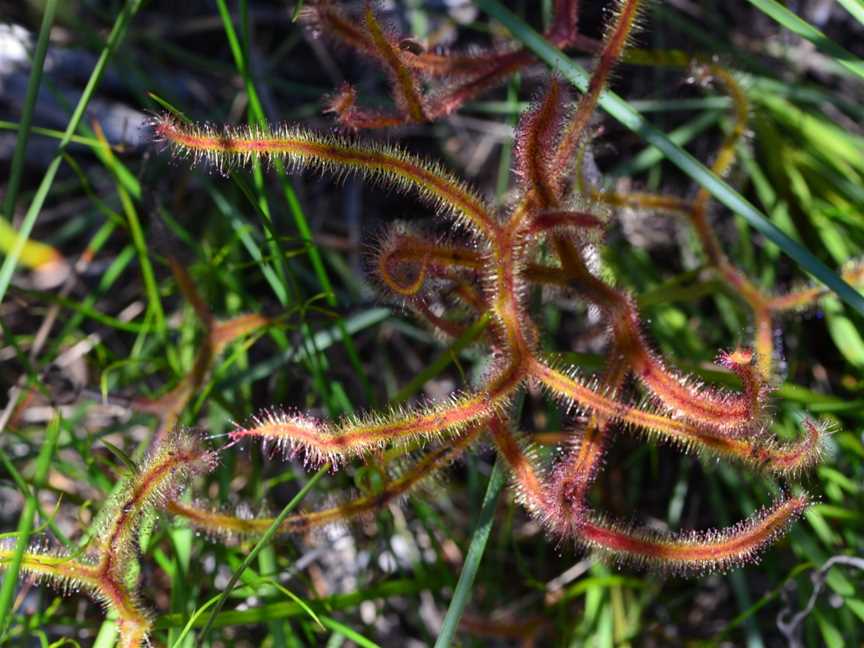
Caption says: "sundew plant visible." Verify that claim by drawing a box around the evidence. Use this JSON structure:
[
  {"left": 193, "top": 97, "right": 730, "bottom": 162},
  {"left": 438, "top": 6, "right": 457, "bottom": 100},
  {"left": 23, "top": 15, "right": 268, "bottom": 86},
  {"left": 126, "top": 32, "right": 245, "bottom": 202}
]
[{"left": 1, "top": 1, "right": 864, "bottom": 646}]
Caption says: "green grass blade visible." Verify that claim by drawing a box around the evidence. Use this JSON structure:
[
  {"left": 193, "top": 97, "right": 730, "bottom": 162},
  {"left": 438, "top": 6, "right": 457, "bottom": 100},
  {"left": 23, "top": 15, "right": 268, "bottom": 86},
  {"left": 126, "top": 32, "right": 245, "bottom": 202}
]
[
  {"left": 0, "top": 2, "right": 60, "bottom": 273},
  {"left": 215, "top": 0, "right": 371, "bottom": 404},
  {"left": 0, "top": 416, "right": 61, "bottom": 637},
  {"left": 746, "top": 0, "right": 864, "bottom": 80},
  {"left": 97, "top": 130, "right": 166, "bottom": 335},
  {"left": 92, "top": 619, "right": 118, "bottom": 648},
  {"left": 214, "top": 0, "right": 334, "bottom": 307},
  {"left": 264, "top": 580, "right": 324, "bottom": 630},
  {"left": 169, "top": 593, "right": 221, "bottom": 648},
  {"left": 392, "top": 313, "right": 491, "bottom": 405},
  {"left": 475, "top": 0, "right": 864, "bottom": 318},
  {"left": 0, "top": 0, "right": 144, "bottom": 306},
  {"left": 197, "top": 464, "right": 330, "bottom": 642},
  {"left": 0, "top": 449, "right": 69, "bottom": 545},
  {"left": 434, "top": 457, "right": 506, "bottom": 648},
  {"left": 1, "top": 0, "right": 57, "bottom": 221},
  {"left": 215, "top": 307, "right": 390, "bottom": 393},
  {"left": 610, "top": 109, "right": 721, "bottom": 177},
  {"left": 319, "top": 616, "right": 381, "bottom": 648},
  {"left": 837, "top": 0, "right": 864, "bottom": 26},
  {"left": 155, "top": 575, "right": 450, "bottom": 631}
]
